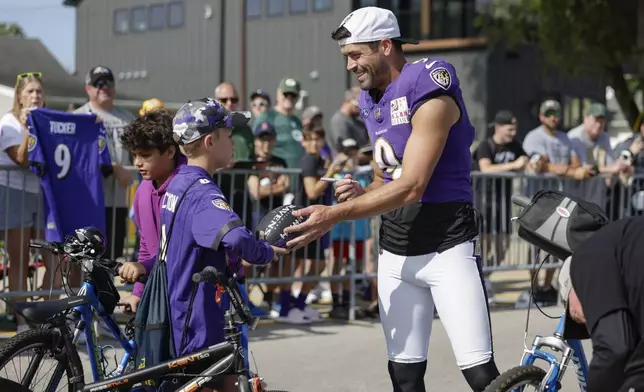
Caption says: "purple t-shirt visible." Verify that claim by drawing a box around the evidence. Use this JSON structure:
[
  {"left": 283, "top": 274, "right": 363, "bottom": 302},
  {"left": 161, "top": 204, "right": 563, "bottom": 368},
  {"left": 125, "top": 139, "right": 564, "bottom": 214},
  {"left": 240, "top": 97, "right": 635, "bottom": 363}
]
[
  {"left": 131, "top": 155, "right": 186, "bottom": 298},
  {"left": 160, "top": 165, "right": 274, "bottom": 355},
  {"left": 359, "top": 58, "right": 474, "bottom": 203}
]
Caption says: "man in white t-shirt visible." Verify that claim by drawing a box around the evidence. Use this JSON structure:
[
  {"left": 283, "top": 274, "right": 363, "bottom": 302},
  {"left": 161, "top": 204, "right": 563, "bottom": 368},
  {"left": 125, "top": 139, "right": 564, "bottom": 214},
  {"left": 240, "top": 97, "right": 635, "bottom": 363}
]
[{"left": 74, "top": 65, "right": 134, "bottom": 261}]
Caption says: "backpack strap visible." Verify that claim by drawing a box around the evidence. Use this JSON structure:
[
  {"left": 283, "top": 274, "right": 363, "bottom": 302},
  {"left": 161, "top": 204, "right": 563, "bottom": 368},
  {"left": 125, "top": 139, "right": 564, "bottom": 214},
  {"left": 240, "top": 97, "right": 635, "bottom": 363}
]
[{"left": 159, "top": 176, "right": 205, "bottom": 356}]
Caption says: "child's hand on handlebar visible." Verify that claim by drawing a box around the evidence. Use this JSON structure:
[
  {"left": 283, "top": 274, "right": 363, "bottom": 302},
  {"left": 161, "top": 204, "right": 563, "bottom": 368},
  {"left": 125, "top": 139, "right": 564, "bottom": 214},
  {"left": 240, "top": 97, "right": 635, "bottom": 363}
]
[
  {"left": 119, "top": 294, "right": 141, "bottom": 314},
  {"left": 119, "top": 262, "right": 146, "bottom": 284}
]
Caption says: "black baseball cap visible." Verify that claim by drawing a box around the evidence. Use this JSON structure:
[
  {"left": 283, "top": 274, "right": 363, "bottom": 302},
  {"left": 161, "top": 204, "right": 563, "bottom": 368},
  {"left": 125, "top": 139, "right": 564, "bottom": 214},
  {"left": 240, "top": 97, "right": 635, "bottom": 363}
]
[
  {"left": 85, "top": 65, "right": 115, "bottom": 86},
  {"left": 254, "top": 121, "right": 277, "bottom": 138},
  {"left": 250, "top": 89, "right": 271, "bottom": 103},
  {"left": 489, "top": 110, "right": 517, "bottom": 127}
]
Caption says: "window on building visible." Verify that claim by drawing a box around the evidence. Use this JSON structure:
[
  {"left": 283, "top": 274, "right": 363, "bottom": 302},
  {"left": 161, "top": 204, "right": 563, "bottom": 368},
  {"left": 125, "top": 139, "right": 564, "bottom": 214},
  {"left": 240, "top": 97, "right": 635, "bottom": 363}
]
[
  {"left": 562, "top": 96, "right": 595, "bottom": 129},
  {"left": 168, "top": 1, "right": 184, "bottom": 28},
  {"left": 313, "top": 0, "right": 333, "bottom": 12},
  {"left": 246, "top": 0, "right": 262, "bottom": 18},
  {"left": 430, "top": 0, "right": 480, "bottom": 39},
  {"left": 290, "top": 0, "right": 307, "bottom": 14},
  {"left": 131, "top": 7, "right": 147, "bottom": 32},
  {"left": 392, "top": 0, "right": 422, "bottom": 40},
  {"left": 149, "top": 4, "right": 165, "bottom": 30},
  {"left": 268, "top": 0, "right": 285, "bottom": 16},
  {"left": 113, "top": 8, "right": 129, "bottom": 35}
]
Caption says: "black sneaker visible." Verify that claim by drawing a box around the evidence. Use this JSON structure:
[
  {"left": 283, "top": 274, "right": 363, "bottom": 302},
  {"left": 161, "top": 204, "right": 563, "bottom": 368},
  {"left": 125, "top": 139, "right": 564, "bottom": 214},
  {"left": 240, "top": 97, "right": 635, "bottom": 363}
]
[{"left": 330, "top": 306, "right": 350, "bottom": 320}]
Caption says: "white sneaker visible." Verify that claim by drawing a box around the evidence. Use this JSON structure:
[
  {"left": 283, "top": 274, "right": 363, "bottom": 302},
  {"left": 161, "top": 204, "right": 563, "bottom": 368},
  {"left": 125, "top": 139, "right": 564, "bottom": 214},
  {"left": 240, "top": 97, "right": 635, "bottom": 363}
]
[
  {"left": 302, "top": 306, "right": 323, "bottom": 322},
  {"left": 277, "top": 308, "right": 312, "bottom": 324}
]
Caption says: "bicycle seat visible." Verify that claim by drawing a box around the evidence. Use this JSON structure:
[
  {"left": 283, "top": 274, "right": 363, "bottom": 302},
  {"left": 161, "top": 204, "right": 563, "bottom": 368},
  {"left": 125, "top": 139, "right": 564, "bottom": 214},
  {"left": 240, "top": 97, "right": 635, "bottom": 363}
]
[{"left": 12, "top": 296, "right": 92, "bottom": 324}]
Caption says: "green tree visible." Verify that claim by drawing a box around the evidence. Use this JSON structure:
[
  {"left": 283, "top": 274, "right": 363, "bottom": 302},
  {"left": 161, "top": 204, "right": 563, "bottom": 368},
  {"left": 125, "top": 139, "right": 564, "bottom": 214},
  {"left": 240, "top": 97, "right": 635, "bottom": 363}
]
[
  {"left": 477, "top": 0, "right": 640, "bottom": 128},
  {"left": 0, "top": 23, "right": 25, "bottom": 38}
]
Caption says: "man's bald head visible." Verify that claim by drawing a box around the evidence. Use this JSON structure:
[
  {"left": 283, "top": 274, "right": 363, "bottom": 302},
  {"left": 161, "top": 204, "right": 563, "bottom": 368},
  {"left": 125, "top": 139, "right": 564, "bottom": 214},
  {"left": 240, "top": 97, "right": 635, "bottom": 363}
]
[{"left": 214, "top": 82, "right": 239, "bottom": 111}]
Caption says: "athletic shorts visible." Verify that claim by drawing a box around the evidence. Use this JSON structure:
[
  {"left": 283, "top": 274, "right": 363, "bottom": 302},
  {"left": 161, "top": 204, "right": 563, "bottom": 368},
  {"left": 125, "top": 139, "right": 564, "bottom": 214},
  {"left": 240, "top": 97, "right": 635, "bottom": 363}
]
[{"left": 332, "top": 240, "right": 364, "bottom": 260}]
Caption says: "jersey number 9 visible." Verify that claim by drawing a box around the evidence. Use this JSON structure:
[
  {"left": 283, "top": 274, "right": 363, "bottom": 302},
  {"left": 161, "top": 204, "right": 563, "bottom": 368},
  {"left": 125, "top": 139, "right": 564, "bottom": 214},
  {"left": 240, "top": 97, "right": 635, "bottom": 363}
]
[
  {"left": 374, "top": 137, "right": 402, "bottom": 180},
  {"left": 54, "top": 144, "right": 72, "bottom": 180}
]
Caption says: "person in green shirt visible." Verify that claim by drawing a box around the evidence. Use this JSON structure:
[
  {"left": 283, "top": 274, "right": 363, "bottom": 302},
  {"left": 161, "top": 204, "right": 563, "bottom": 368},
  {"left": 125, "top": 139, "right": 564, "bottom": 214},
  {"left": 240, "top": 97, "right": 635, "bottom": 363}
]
[
  {"left": 215, "top": 82, "right": 254, "bottom": 161},
  {"left": 252, "top": 77, "right": 305, "bottom": 170}
]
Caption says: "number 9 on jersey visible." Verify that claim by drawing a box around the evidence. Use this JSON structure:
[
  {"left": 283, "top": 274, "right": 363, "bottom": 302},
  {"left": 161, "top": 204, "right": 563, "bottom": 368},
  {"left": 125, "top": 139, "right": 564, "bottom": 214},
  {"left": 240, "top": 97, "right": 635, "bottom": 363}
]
[{"left": 54, "top": 144, "right": 71, "bottom": 179}]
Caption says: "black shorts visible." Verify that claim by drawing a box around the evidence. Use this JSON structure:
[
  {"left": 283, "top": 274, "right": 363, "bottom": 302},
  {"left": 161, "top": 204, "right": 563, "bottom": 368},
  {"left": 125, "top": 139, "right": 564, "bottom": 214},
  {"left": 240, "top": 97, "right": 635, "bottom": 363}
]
[{"left": 295, "top": 234, "right": 329, "bottom": 260}]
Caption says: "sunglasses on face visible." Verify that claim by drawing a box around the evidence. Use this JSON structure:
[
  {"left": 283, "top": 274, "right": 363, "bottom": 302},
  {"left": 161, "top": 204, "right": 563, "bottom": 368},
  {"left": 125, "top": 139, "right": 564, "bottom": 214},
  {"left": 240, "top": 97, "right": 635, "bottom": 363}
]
[
  {"left": 16, "top": 72, "right": 43, "bottom": 87},
  {"left": 218, "top": 97, "right": 239, "bottom": 104},
  {"left": 544, "top": 110, "right": 560, "bottom": 118},
  {"left": 92, "top": 80, "right": 115, "bottom": 89},
  {"left": 283, "top": 92, "right": 298, "bottom": 100},
  {"left": 253, "top": 100, "right": 268, "bottom": 108}
]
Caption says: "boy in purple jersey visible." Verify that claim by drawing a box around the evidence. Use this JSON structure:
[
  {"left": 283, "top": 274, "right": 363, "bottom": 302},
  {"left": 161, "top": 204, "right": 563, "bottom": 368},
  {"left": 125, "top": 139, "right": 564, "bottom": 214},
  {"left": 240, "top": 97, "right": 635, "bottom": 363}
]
[
  {"left": 285, "top": 7, "right": 500, "bottom": 392},
  {"left": 115, "top": 109, "right": 186, "bottom": 313},
  {"left": 162, "top": 98, "right": 287, "bottom": 391}
]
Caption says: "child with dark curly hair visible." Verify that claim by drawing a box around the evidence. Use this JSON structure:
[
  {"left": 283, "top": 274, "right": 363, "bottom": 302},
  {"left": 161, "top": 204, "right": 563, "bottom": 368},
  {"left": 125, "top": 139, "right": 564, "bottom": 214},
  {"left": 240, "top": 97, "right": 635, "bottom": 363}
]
[{"left": 117, "top": 108, "right": 186, "bottom": 312}]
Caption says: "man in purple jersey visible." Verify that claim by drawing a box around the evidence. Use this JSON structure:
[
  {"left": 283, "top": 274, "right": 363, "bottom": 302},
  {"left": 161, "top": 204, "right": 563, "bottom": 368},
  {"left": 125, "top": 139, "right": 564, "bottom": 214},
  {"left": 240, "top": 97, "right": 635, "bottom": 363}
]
[
  {"left": 284, "top": 7, "right": 500, "bottom": 392},
  {"left": 162, "top": 98, "right": 287, "bottom": 391}
]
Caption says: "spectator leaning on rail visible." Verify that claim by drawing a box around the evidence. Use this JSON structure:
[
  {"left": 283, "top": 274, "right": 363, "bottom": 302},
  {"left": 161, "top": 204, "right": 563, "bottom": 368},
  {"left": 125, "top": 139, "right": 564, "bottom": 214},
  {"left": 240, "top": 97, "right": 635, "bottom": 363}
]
[
  {"left": 252, "top": 77, "right": 305, "bottom": 171},
  {"left": 568, "top": 103, "right": 630, "bottom": 208},
  {"left": 246, "top": 121, "right": 289, "bottom": 316},
  {"left": 328, "top": 87, "right": 370, "bottom": 156},
  {"left": 473, "top": 110, "right": 528, "bottom": 270},
  {"left": 613, "top": 119, "right": 644, "bottom": 217},
  {"left": 522, "top": 99, "right": 594, "bottom": 306},
  {"left": 0, "top": 72, "right": 49, "bottom": 333},
  {"left": 74, "top": 65, "right": 134, "bottom": 262}
]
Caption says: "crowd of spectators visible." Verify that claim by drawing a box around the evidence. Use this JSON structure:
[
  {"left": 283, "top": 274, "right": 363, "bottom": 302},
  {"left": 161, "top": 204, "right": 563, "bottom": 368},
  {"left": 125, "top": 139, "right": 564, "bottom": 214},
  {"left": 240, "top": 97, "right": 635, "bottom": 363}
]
[{"left": 3, "top": 65, "right": 644, "bottom": 327}]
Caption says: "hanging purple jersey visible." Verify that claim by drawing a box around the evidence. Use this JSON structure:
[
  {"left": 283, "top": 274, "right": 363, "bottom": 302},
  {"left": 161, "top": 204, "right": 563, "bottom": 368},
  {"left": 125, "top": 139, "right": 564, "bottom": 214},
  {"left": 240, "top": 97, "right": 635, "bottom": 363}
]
[
  {"left": 27, "top": 108, "right": 111, "bottom": 242},
  {"left": 359, "top": 58, "right": 475, "bottom": 204}
]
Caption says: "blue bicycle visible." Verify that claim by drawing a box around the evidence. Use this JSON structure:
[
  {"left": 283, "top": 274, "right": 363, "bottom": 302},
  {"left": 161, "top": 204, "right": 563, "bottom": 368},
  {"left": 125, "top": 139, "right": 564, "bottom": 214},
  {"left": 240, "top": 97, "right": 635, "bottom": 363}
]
[
  {"left": 0, "top": 231, "right": 146, "bottom": 392},
  {"left": 484, "top": 196, "right": 589, "bottom": 392}
]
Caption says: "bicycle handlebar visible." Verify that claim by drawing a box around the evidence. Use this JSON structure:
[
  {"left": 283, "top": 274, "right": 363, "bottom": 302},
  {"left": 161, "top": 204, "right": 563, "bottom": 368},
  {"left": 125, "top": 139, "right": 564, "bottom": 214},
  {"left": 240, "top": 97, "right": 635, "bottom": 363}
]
[
  {"left": 29, "top": 239, "right": 147, "bottom": 284},
  {"left": 511, "top": 196, "right": 532, "bottom": 209},
  {"left": 192, "top": 266, "right": 259, "bottom": 330}
]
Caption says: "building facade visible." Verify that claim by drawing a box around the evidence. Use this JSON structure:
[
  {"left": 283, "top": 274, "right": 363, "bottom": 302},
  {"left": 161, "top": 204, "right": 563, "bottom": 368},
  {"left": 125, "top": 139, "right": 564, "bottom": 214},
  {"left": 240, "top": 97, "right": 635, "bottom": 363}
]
[{"left": 72, "top": 0, "right": 605, "bottom": 139}]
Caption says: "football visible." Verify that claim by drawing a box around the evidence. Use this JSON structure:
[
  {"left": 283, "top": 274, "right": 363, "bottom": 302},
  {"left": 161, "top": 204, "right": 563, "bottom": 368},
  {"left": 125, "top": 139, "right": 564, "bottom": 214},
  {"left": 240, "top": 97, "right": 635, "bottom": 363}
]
[{"left": 256, "top": 205, "right": 307, "bottom": 248}]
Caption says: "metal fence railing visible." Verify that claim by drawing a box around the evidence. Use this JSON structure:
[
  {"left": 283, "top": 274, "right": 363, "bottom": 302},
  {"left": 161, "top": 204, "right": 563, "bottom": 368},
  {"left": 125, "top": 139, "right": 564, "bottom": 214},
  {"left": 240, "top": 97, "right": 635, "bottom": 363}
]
[{"left": 1, "top": 165, "right": 643, "bottom": 320}]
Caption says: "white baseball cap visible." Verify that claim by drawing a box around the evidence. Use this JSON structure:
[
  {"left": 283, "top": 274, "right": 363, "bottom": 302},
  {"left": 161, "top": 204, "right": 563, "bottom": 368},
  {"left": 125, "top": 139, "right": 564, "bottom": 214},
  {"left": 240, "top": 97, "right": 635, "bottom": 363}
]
[{"left": 331, "top": 7, "right": 419, "bottom": 46}]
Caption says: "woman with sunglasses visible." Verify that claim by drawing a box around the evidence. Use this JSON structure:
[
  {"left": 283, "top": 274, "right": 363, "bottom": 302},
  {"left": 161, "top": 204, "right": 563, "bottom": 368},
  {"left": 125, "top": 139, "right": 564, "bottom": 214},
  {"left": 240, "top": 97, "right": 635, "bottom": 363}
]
[{"left": 0, "top": 72, "right": 46, "bottom": 332}]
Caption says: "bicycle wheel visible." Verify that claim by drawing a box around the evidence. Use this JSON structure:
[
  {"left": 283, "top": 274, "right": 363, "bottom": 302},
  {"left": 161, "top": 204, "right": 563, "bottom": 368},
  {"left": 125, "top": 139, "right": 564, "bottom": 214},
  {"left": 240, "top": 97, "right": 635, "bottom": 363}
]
[
  {"left": 0, "top": 327, "right": 82, "bottom": 392},
  {"left": 484, "top": 365, "right": 549, "bottom": 392}
]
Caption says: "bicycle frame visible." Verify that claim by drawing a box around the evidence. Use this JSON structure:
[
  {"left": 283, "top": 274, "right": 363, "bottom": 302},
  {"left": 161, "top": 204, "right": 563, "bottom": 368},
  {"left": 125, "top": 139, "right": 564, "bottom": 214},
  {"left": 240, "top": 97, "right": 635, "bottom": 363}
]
[
  {"left": 519, "top": 311, "right": 589, "bottom": 391},
  {"left": 81, "top": 340, "right": 248, "bottom": 392},
  {"left": 72, "top": 280, "right": 137, "bottom": 383}
]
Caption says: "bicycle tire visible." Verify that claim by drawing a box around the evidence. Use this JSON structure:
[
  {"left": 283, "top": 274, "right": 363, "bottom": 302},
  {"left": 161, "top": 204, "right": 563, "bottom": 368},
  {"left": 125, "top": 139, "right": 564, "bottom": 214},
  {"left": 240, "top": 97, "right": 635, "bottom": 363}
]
[
  {"left": 0, "top": 327, "right": 82, "bottom": 392},
  {"left": 484, "top": 365, "right": 548, "bottom": 392}
]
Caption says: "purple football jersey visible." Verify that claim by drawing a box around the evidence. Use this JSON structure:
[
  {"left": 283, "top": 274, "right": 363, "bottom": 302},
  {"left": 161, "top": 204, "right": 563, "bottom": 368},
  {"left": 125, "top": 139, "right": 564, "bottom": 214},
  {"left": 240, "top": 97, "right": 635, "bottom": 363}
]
[
  {"left": 359, "top": 59, "right": 474, "bottom": 203},
  {"left": 27, "top": 108, "right": 111, "bottom": 241},
  {"left": 160, "top": 165, "right": 273, "bottom": 356}
]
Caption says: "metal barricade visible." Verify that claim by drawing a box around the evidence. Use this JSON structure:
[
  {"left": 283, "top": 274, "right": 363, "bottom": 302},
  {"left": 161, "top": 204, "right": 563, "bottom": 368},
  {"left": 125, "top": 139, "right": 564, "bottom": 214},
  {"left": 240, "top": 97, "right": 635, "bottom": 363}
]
[{"left": 2, "top": 163, "right": 644, "bottom": 321}]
